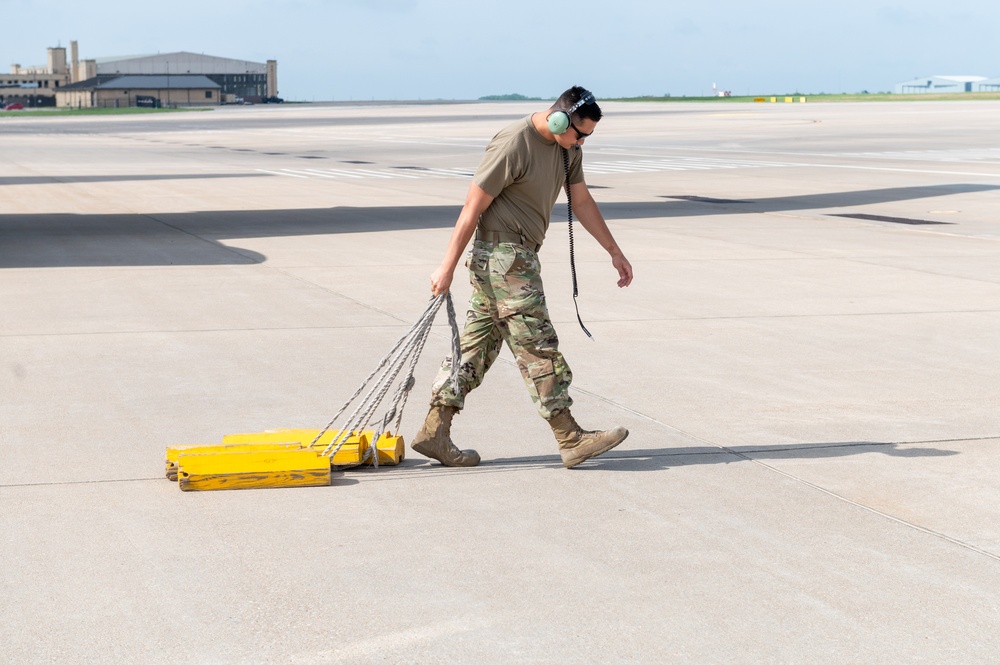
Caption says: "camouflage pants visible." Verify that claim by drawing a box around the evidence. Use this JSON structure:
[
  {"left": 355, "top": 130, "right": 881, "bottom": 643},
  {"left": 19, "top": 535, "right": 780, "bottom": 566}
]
[{"left": 430, "top": 240, "right": 573, "bottom": 420}]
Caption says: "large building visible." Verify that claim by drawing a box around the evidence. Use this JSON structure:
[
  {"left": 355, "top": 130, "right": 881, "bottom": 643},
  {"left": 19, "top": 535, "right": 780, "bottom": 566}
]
[
  {"left": 977, "top": 77, "right": 1000, "bottom": 92},
  {"left": 0, "top": 46, "right": 73, "bottom": 107},
  {"left": 894, "top": 75, "right": 988, "bottom": 94},
  {"left": 2, "top": 42, "right": 278, "bottom": 109},
  {"left": 58, "top": 75, "right": 223, "bottom": 109},
  {"left": 93, "top": 51, "right": 278, "bottom": 101}
]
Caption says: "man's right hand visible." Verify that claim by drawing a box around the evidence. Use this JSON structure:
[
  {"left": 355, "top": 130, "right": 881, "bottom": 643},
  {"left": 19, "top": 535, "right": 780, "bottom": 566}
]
[{"left": 430, "top": 266, "right": 454, "bottom": 296}]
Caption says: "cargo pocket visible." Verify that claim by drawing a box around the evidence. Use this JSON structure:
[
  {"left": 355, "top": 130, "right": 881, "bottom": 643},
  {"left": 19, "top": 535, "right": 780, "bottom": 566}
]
[
  {"left": 525, "top": 358, "right": 557, "bottom": 400},
  {"left": 497, "top": 288, "right": 543, "bottom": 319}
]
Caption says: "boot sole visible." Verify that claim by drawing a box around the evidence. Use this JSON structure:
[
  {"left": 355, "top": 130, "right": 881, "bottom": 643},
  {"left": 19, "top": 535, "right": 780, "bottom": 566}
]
[{"left": 563, "top": 429, "right": 629, "bottom": 469}]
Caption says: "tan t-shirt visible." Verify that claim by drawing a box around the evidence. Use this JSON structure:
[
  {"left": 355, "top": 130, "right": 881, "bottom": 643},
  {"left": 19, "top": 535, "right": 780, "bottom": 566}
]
[{"left": 474, "top": 116, "right": 585, "bottom": 247}]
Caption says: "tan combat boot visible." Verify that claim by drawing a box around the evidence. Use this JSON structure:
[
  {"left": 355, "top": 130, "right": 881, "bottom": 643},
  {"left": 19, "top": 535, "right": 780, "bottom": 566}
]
[
  {"left": 411, "top": 405, "right": 481, "bottom": 467},
  {"left": 549, "top": 409, "right": 628, "bottom": 468}
]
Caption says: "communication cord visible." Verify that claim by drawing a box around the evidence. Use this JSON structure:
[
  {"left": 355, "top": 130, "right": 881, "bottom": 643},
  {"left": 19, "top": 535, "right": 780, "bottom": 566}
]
[{"left": 563, "top": 147, "right": 593, "bottom": 339}]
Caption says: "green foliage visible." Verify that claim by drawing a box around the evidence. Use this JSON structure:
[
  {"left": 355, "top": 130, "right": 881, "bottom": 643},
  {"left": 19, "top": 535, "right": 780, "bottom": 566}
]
[{"left": 478, "top": 93, "right": 542, "bottom": 101}]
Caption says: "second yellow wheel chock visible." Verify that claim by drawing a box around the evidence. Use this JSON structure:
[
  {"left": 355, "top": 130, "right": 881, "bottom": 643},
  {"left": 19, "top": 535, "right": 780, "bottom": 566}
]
[
  {"left": 164, "top": 294, "right": 461, "bottom": 492},
  {"left": 165, "top": 429, "right": 405, "bottom": 491}
]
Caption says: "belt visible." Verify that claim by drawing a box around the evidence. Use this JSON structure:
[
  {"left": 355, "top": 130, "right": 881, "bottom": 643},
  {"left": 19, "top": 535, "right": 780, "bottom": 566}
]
[{"left": 475, "top": 228, "right": 541, "bottom": 252}]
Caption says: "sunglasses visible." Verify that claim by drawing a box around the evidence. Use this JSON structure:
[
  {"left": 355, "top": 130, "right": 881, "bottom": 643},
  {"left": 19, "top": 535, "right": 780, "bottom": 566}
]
[{"left": 570, "top": 121, "right": 593, "bottom": 140}]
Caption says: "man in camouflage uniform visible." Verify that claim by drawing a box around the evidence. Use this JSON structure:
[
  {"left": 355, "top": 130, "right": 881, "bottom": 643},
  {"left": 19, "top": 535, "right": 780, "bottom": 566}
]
[{"left": 412, "top": 86, "right": 634, "bottom": 469}]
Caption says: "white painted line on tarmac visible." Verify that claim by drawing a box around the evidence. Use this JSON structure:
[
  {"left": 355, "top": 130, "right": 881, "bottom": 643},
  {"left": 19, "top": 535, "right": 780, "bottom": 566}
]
[
  {"left": 255, "top": 168, "right": 308, "bottom": 178},
  {"left": 295, "top": 169, "right": 349, "bottom": 179},
  {"left": 795, "top": 163, "right": 1000, "bottom": 178}
]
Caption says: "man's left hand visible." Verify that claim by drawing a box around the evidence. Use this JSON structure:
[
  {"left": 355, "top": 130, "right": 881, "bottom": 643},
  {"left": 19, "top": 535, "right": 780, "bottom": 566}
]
[{"left": 612, "top": 253, "right": 633, "bottom": 288}]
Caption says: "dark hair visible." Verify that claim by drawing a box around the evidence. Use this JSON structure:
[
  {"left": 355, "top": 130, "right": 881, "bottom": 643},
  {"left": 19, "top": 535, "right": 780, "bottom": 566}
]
[{"left": 552, "top": 85, "right": 602, "bottom": 123}]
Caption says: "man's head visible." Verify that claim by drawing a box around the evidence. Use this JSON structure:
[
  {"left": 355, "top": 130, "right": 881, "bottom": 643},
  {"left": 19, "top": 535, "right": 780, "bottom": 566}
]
[{"left": 547, "top": 86, "right": 602, "bottom": 148}]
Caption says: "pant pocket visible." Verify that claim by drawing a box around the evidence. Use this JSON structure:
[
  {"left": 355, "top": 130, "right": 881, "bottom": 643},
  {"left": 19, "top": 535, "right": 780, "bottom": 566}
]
[{"left": 490, "top": 244, "right": 516, "bottom": 276}]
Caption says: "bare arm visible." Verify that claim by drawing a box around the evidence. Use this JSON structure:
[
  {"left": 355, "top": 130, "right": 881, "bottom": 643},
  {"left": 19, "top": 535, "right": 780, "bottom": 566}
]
[
  {"left": 430, "top": 182, "right": 495, "bottom": 295},
  {"left": 569, "top": 180, "right": 633, "bottom": 288}
]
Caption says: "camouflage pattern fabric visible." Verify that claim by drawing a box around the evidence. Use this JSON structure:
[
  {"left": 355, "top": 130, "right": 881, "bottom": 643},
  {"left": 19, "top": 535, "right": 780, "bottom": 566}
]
[{"left": 430, "top": 240, "right": 573, "bottom": 420}]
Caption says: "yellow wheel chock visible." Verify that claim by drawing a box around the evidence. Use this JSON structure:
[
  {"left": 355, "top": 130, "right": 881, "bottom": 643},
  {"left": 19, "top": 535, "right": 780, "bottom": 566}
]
[
  {"left": 164, "top": 293, "right": 460, "bottom": 492},
  {"left": 165, "top": 429, "right": 405, "bottom": 492}
]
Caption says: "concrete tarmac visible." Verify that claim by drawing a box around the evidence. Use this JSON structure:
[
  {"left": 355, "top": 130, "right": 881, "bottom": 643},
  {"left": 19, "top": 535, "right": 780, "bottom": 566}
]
[{"left": 2, "top": 100, "right": 1000, "bottom": 663}]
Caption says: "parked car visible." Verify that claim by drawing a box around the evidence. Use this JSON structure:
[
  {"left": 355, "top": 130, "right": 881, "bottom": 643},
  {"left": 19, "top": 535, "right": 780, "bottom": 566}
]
[{"left": 3, "top": 102, "right": 24, "bottom": 110}]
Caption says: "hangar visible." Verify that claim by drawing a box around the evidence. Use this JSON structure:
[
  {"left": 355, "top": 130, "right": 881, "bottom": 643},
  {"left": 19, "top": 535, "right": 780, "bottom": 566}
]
[
  {"left": 95, "top": 52, "right": 278, "bottom": 103},
  {"left": 894, "top": 75, "right": 988, "bottom": 94},
  {"left": 976, "top": 77, "right": 1000, "bottom": 92}
]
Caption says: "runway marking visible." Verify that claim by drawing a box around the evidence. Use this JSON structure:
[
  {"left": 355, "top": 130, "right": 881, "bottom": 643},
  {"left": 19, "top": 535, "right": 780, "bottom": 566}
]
[
  {"left": 254, "top": 168, "right": 309, "bottom": 179},
  {"left": 840, "top": 148, "right": 1000, "bottom": 163},
  {"left": 256, "top": 157, "right": 794, "bottom": 180},
  {"left": 584, "top": 156, "right": 799, "bottom": 174},
  {"left": 256, "top": 166, "right": 476, "bottom": 180}
]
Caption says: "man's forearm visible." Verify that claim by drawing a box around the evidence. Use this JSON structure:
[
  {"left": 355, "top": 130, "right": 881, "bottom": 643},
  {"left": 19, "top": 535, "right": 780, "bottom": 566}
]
[
  {"left": 430, "top": 182, "right": 495, "bottom": 295},
  {"left": 573, "top": 187, "right": 624, "bottom": 257}
]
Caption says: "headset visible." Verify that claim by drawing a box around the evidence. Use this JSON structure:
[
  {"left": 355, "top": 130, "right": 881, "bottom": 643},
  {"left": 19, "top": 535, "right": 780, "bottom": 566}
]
[{"left": 547, "top": 88, "right": 596, "bottom": 135}]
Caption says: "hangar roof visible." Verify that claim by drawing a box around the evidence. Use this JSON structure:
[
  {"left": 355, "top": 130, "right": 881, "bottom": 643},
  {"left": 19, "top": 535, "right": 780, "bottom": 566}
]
[
  {"left": 896, "top": 74, "right": 988, "bottom": 84},
  {"left": 95, "top": 52, "right": 268, "bottom": 75}
]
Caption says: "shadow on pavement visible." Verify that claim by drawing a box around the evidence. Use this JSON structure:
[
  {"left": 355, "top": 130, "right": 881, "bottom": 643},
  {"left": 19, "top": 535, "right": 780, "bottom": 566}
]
[
  {"left": 2, "top": 183, "right": 996, "bottom": 268},
  {"left": 380, "top": 441, "right": 960, "bottom": 476},
  {"left": 588, "top": 440, "right": 960, "bottom": 472},
  {"left": 651, "top": 183, "right": 999, "bottom": 218}
]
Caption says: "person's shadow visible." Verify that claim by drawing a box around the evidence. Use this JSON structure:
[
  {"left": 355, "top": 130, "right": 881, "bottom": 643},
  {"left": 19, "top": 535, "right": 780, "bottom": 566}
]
[{"left": 388, "top": 440, "right": 959, "bottom": 474}]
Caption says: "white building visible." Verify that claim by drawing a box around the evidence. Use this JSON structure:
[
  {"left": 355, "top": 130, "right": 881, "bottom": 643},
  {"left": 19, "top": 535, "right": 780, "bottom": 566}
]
[
  {"left": 894, "top": 75, "right": 988, "bottom": 94},
  {"left": 976, "top": 77, "right": 1000, "bottom": 92}
]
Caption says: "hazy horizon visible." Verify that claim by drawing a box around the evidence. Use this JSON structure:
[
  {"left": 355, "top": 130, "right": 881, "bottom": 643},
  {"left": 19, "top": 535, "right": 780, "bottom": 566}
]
[{"left": 4, "top": 0, "right": 997, "bottom": 102}]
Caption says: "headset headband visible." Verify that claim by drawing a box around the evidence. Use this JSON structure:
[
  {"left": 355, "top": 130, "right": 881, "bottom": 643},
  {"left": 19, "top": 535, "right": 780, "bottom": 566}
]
[{"left": 568, "top": 89, "right": 595, "bottom": 114}]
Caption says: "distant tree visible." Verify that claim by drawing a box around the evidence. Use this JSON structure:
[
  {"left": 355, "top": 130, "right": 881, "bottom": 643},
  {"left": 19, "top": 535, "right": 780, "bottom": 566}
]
[{"left": 478, "top": 93, "right": 542, "bottom": 100}]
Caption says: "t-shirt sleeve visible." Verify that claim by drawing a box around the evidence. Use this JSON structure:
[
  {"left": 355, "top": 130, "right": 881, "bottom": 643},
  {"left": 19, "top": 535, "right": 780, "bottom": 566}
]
[
  {"left": 569, "top": 148, "right": 585, "bottom": 185},
  {"left": 474, "top": 138, "right": 519, "bottom": 197}
]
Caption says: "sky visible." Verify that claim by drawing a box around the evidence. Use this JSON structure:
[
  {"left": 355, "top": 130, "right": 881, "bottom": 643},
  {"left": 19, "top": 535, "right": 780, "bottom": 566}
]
[{"left": 4, "top": 0, "right": 998, "bottom": 101}]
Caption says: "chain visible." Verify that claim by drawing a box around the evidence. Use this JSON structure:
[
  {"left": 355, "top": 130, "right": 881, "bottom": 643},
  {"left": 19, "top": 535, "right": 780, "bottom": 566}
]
[{"left": 314, "top": 293, "right": 461, "bottom": 462}]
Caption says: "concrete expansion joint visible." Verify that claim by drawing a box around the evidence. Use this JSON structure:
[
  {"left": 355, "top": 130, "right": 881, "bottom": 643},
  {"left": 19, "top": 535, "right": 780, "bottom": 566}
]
[{"left": 1, "top": 476, "right": 164, "bottom": 489}]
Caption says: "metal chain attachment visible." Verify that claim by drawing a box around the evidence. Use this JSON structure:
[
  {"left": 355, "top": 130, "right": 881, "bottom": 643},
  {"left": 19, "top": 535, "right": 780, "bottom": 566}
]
[{"left": 312, "top": 293, "right": 461, "bottom": 464}]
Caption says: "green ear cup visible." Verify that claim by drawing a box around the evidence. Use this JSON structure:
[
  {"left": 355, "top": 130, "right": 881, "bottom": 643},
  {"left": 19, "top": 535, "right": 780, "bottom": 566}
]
[{"left": 547, "top": 110, "right": 570, "bottom": 135}]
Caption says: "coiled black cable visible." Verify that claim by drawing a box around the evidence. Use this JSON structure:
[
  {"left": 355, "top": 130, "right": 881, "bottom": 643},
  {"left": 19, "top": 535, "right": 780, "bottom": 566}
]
[{"left": 562, "top": 147, "right": 593, "bottom": 339}]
